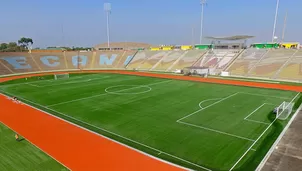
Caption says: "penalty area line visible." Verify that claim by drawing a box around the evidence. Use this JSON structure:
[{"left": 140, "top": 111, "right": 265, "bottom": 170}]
[
  {"left": 177, "top": 120, "right": 255, "bottom": 142},
  {"left": 229, "top": 92, "right": 301, "bottom": 171},
  {"left": 177, "top": 92, "right": 239, "bottom": 122}
]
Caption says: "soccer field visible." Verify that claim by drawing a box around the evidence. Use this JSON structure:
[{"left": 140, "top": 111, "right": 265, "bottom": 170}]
[
  {"left": 0, "top": 73, "right": 300, "bottom": 171},
  {"left": 0, "top": 122, "right": 67, "bottom": 171}
]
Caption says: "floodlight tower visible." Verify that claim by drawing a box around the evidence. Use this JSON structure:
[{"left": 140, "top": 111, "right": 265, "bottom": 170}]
[
  {"left": 272, "top": 0, "right": 280, "bottom": 43},
  {"left": 281, "top": 10, "right": 288, "bottom": 43},
  {"left": 104, "top": 3, "right": 111, "bottom": 48},
  {"left": 200, "top": 0, "right": 207, "bottom": 44}
]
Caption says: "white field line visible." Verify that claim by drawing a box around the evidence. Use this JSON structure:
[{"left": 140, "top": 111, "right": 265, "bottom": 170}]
[
  {"left": 256, "top": 95, "right": 302, "bottom": 171},
  {"left": 26, "top": 83, "right": 42, "bottom": 88},
  {"left": 238, "top": 92, "right": 292, "bottom": 100},
  {"left": 229, "top": 118, "right": 278, "bottom": 171},
  {"left": 0, "top": 121, "right": 71, "bottom": 171},
  {"left": 199, "top": 98, "right": 222, "bottom": 109},
  {"left": 0, "top": 75, "right": 87, "bottom": 87},
  {"left": 229, "top": 92, "right": 301, "bottom": 171},
  {"left": 243, "top": 104, "right": 272, "bottom": 125},
  {"left": 177, "top": 93, "right": 239, "bottom": 122},
  {"left": 177, "top": 92, "right": 257, "bottom": 142},
  {"left": 47, "top": 80, "right": 173, "bottom": 107},
  {"left": 244, "top": 103, "right": 266, "bottom": 120},
  {"left": 177, "top": 92, "right": 290, "bottom": 144},
  {"left": 0, "top": 92, "right": 208, "bottom": 171},
  {"left": 38, "top": 77, "right": 110, "bottom": 88},
  {"left": 245, "top": 119, "right": 270, "bottom": 125},
  {"left": 177, "top": 121, "right": 255, "bottom": 142},
  {"left": 250, "top": 149, "right": 257, "bottom": 152}
]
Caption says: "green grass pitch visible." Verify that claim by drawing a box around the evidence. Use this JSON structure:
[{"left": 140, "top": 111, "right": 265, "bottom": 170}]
[
  {"left": 0, "top": 73, "right": 300, "bottom": 171},
  {"left": 0, "top": 122, "right": 67, "bottom": 171}
]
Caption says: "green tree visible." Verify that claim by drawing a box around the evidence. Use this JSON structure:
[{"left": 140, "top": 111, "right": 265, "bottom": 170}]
[
  {"left": 0, "top": 43, "right": 8, "bottom": 51},
  {"left": 7, "top": 42, "right": 18, "bottom": 51},
  {"left": 18, "top": 37, "right": 33, "bottom": 49}
]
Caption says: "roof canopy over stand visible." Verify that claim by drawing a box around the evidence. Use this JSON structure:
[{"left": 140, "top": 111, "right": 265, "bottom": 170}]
[{"left": 204, "top": 35, "right": 254, "bottom": 49}]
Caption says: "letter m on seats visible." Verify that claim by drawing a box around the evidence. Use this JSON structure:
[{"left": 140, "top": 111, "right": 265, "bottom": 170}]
[{"left": 100, "top": 54, "right": 117, "bottom": 65}]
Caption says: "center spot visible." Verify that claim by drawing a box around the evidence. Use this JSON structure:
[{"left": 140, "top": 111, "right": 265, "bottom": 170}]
[{"left": 105, "top": 85, "right": 152, "bottom": 95}]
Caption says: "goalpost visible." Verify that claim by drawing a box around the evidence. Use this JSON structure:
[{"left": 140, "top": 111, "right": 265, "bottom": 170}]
[
  {"left": 275, "top": 101, "right": 294, "bottom": 120},
  {"left": 183, "top": 67, "right": 209, "bottom": 77},
  {"left": 54, "top": 73, "right": 69, "bottom": 80}
]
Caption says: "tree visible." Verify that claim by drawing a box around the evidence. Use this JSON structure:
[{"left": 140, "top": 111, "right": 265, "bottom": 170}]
[
  {"left": 7, "top": 42, "right": 18, "bottom": 51},
  {"left": 0, "top": 43, "right": 8, "bottom": 51},
  {"left": 18, "top": 37, "right": 33, "bottom": 50}
]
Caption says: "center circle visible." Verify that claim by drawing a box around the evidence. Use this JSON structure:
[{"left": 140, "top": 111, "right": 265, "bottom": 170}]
[{"left": 105, "top": 85, "right": 152, "bottom": 95}]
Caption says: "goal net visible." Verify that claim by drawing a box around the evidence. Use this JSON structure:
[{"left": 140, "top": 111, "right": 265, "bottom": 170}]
[
  {"left": 183, "top": 67, "right": 209, "bottom": 77},
  {"left": 54, "top": 73, "right": 69, "bottom": 80},
  {"left": 275, "top": 101, "right": 294, "bottom": 120}
]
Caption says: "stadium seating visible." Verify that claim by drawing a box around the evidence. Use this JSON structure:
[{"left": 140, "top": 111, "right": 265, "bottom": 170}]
[
  {"left": 276, "top": 50, "right": 302, "bottom": 81},
  {"left": 64, "top": 51, "right": 94, "bottom": 70},
  {"left": 0, "top": 52, "right": 42, "bottom": 74},
  {"left": 2, "top": 48, "right": 302, "bottom": 83},
  {"left": 193, "top": 49, "right": 241, "bottom": 74},
  {"left": 227, "top": 48, "right": 268, "bottom": 76},
  {"left": 0, "top": 50, "right": 137, "bottom": 75},
  {"left": 168, "top": 50, "right": 206, "bottom": 71},
  {"left": 93, "top": 50, "right": 136, "bottom": 69},
  {"left": 135, "top": 51, "right": 171, "bottom": 70},
  {"left": 126, "top": 50, "right": 156, "bottom": 70},
  {"left": 248, "top": 49, "right": 297, "bottom": 78},
  {"left": 30, "top": 52, "right": 67, "bottom": 71},
  {"left": 151, "top": 51, "right": 188, "bottom": 71}
]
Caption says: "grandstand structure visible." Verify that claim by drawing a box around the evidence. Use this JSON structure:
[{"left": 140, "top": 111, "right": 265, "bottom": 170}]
[{"left": 1, "top": 40, "right": 302, "bottom": 82}]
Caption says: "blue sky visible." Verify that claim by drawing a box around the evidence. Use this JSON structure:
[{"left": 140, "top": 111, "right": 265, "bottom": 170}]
[{"left": 0, "top": 0, "right": 301, "bottom": 48}]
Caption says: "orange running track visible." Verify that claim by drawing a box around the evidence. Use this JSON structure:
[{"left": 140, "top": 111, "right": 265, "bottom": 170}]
[{"left": 0, "top": 94, "right": 186, "bottom": 171}]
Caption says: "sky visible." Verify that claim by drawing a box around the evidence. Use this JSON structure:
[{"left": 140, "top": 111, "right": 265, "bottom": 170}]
[{"left": 0, "top": 0, "right": 301, "bottom": 48}]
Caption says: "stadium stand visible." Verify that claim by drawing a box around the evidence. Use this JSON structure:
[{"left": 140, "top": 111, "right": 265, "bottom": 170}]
[
  {"left": 248, "top": 49, "right": 297, "bottom": 78},
  {"left": 276, "top": 50, "right": 302, "bottom": 81},
  {"left": 93, "top": 50, "right": 136, "bottom": 69},
  {"left": 194, "top": 49, "right": 241, "bottom": 74},
  {"left": 151, "top": 51, "right": 188, "bottom": 71},
  {"left": 125, "top": 50, "right": 169, "bottom": 70},
  {"left": 215, "top": 50, "right": 241, "bottom": 70},
  {"left": 126, "top": 50, "right": 158, "bottom": 70},
  {"left": 137, "top": 51, "right": 171, "bottom": 70},
  {"left": 227, "top": 48, "right": 268, "bottom": 76},
  {"left": 2, "top": 43, "right": 302, "bottom": 83},
  {"left": 64, "top": 51, "right": 94, "bottom": 70},
  {"left": 0, "top": 52, "right": 42, "bottom": 74},
  {"left": 167, "top": 50, "right": 206, "bottom": 71},
  {"left": 0, "top": 50, "right": 137, "bottom": 75},
  {"left": 30, "top": 52, "right": 67, "bottom": 71}
]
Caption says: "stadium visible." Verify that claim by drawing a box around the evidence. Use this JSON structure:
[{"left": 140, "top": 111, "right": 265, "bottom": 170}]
[{"left": 1, "top": 1, "right": 302, "bottom": 171}]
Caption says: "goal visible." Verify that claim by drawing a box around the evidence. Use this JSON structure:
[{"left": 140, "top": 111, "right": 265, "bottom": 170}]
[
  {"left": 275, "top": 101, "right": 294, "bottom": 120},
  {"left": 183, "top": 67, "right": 209, "bottom": 77},
  {"left": 54, "top": 73, "right": 69, "bottom": 80}
]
